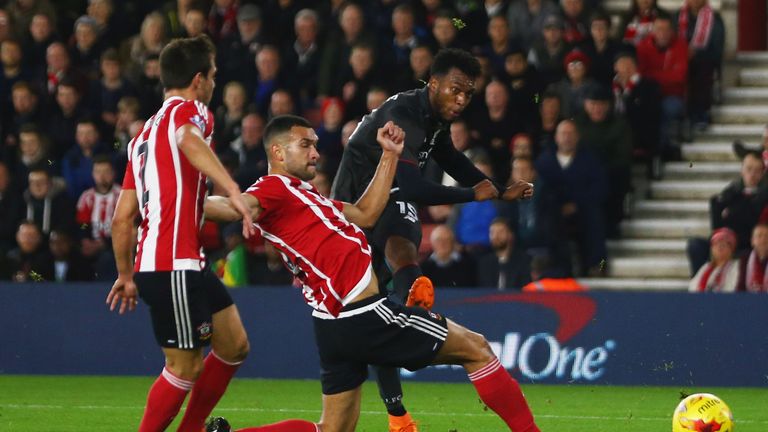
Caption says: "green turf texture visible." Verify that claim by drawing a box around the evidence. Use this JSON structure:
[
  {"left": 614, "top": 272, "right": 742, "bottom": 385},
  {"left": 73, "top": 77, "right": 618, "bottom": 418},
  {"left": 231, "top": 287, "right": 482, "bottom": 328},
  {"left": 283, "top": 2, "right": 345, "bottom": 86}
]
[{"left": 1, "top": 375, "right": 766, "bottom": 431}]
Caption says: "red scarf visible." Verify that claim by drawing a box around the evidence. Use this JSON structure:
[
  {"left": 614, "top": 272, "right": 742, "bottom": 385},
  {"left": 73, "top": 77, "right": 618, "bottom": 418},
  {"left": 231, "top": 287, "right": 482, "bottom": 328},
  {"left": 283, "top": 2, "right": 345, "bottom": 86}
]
[
  {"left": 745, "top": 251, "right": 768, "bottom": 293},
  {"left": 697, "top": 260, "right": 732, "bottom": 292},
  {"left": 623, "top": 12, "right": 656, "bottom": 46},
  {"left": 612, "top": 74, "right": 639, "bottom": 113},
  {"left": 678, "top": 0, "right": 714, "bottom": 49}
]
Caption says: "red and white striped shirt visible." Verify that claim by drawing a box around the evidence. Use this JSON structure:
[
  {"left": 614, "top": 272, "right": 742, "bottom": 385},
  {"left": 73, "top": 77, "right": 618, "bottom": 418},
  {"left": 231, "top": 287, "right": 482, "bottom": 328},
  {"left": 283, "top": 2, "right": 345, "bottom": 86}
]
[
  {"left": 76, "top": 184, "right": 122, "bottom": 239},
  {"left": 246, "top": 175, "right": 372, "bottom": 317},
  {"left": 122, "top": 96, "right": 214, "bottom": 272}
]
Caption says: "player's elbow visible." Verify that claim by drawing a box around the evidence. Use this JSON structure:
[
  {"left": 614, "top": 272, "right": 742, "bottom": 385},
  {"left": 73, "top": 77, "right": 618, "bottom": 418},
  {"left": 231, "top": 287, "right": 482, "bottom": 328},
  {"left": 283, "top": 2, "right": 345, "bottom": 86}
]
[{"left": 354, "top": 213, "right": 377, "bottom": 229}]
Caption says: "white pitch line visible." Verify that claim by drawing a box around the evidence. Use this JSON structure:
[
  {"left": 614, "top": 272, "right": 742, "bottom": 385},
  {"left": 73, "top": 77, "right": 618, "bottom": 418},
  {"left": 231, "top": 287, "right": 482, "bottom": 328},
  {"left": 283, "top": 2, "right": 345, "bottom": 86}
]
[{"left": 1, "top": 404, "right": 766, "bottom": 424}]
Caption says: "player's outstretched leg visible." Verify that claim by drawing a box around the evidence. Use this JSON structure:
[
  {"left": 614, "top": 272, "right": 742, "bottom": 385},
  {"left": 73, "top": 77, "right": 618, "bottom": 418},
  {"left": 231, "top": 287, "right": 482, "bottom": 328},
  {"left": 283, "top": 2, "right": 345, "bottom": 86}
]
[
  {"left": 434, "top": 320, "right": 540, "bottom": 432},
  {"left": 178, "top": 305, "right": 249, "bottom": 431}
]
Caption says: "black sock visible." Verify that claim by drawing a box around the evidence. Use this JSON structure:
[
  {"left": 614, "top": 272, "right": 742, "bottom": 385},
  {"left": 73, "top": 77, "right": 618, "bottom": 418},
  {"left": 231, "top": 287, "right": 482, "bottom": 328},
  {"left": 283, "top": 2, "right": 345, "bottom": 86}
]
[
  {"left": 374, "top": 366, "right": 407, "bottom": 416},
  {"left": 391, "top": 264, "right": 423, "bottom": 304}
]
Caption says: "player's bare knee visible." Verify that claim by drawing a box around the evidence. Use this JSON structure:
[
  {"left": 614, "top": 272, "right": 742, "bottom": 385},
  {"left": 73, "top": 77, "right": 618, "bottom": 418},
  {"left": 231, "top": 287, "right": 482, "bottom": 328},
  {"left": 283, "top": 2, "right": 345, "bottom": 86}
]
[
  {"left": 166, "top": 356, "right": 205, "bottom": 381},
  {"left": 467, "top": 331, "right": 495, "bottom": 364}
]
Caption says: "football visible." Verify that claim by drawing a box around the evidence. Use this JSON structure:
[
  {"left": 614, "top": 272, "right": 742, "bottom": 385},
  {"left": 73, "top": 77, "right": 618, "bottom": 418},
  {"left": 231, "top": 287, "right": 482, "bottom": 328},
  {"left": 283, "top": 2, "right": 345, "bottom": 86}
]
[{"left": 672, "top": 393, "right": 734, "bottom": 432}]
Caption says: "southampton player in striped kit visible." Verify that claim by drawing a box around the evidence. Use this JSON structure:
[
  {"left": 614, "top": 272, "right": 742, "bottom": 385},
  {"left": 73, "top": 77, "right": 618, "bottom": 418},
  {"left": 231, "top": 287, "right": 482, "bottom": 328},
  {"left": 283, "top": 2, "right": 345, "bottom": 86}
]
[
  {"left": 106, "top": 36, "right": 256, "bottom": 432},
  {"left": 203, "top": 115, "right": 540, "bottom": 432}
]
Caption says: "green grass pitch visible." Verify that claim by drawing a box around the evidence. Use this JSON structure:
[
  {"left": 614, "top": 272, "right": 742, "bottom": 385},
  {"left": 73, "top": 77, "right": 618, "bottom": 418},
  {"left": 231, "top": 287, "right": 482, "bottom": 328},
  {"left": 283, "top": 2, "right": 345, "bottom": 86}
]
[{"left": 1, "top": 375, "right": 766, "bottom": 431}]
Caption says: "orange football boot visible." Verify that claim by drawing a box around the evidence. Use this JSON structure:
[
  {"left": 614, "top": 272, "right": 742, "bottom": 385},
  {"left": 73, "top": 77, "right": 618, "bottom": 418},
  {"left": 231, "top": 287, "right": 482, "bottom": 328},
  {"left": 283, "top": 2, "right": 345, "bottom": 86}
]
[
  {"left": 388, "top": 412, "right": 419, "bottom": 432},
  {"left": 405, "top": 276, "right": 434, "bottom": 310}
]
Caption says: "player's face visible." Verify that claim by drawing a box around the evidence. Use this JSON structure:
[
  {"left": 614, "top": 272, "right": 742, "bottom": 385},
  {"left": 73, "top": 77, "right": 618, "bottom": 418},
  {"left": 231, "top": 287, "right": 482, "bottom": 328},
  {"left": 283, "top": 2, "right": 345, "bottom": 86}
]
[
  {"left": 430, "top": 68, "right": 475, "bottom": 122},
  {"left": 281, "top": 126, "right": 320, "bottom": 181}
]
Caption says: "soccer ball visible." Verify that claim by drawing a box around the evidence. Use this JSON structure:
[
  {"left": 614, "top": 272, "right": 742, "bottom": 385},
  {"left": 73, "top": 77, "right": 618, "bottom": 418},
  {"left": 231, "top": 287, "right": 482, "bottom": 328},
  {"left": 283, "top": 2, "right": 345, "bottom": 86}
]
[{"left": 672, "top": 393, "right": 734, "bottom": 432}]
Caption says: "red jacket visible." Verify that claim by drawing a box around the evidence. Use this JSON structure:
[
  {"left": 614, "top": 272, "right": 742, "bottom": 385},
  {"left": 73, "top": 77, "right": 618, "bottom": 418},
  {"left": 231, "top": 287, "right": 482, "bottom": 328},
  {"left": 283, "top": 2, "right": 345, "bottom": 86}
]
[{"left": 636, "top": 35, "right": 688, "bottom": 97}]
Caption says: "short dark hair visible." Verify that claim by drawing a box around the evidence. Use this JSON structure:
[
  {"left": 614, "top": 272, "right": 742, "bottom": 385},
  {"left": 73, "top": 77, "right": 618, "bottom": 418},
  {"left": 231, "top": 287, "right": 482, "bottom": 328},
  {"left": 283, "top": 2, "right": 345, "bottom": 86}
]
[
  {"left": 431, "top": 48, "right": 481, "bottom": 79},
  {"left": 92, "top": 154, "right": 114, "bottom": 167},
  {"left": 160, "top": 35, "right": 216, "bottom": 90},
  {"left": 264, "top": 115, "right": 313, "bottom": 147}
]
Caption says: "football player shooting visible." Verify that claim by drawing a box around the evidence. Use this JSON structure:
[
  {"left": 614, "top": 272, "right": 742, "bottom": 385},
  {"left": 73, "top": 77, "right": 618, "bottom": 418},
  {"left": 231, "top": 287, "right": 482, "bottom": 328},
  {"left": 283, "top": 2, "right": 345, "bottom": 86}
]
[
  {"left": 202, "top": 115, "right": 540, "bottom": 432},
  {"left": 330, "top": 48, "right": 533, "bottom": 429},
  {"left": 106, "top": 35, "right": 255, "bottom": 432}
]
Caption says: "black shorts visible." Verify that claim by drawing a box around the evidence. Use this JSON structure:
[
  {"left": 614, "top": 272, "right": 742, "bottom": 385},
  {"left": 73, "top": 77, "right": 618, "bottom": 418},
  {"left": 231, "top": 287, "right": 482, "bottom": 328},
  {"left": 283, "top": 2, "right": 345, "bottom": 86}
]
[
  {"left": 135, "top": 269, "right": 234, "bottom": 349},
  {"left": 366, "top": 197, "right": 422, "bottom": 287},
  {"left": 312, "top": 295, "right": 448, "bottom": 395}
]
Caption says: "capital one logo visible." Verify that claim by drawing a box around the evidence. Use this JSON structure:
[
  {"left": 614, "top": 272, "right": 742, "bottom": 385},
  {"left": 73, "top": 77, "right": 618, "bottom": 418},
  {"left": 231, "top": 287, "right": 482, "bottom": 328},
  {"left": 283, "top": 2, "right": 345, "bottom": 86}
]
[{"left": 405, "top": 293, "right": 616, "bottom": 382}]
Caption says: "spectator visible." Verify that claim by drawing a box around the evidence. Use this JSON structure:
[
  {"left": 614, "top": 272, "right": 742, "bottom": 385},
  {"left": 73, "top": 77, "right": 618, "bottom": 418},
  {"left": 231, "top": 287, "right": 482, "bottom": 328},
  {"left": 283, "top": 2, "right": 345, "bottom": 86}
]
[
  {"left": 267, "top": 88, "right": 296, "bottom": 118},
  {"left": 620, "top": 0, "right": 666, "bottom": 46},
  {"left": 675, "top": 0, "right": 725, "bottom": 129},
  {"left": 575, "top": 84, "right": 633, "bottom": 238},
  {"left": 213, "top": 81, "right": 247, "bottom": 150},
  {"left": 113, "top": 96, "right": 141, "bottom": 155},
  {"left": 22, "top": 12, "right": 58, "bottom": 77},
  {"left": 253, "top": 44, "right": 286, "bottom": 117},
  {"left": 182, "top": 6, "right": 208, "bottom": 39},
  {"left": 0, "top": 8, "right": 13, "bottom": 44},
  {"left": 69, "top": 15, "right": 103, "bottom": 80},
  {"left": 547, "top": 48, "right": 597, "bottom": 118},
  {"left": 61, "top": 118, "right": 105, "bottom": 199},
  {"left": 503, "top": 47, "right": 542, "bottom": 137},
  {"left": 4, "top": 81, "right": 43, "bottom": 155},
  {"left": 316, "top": 97, "right": 345, "bottom": 173},
  {"left": 366, "top": 86, "right": 390, "bottom": 113},
  {"left": 384, "top": 3, "right": 425, "bottom": 70},
  {"left": 535, "top": 119, "right": 607, "bottom": 276},
  {"left": 134, "top": 53, "right": 163, "bottom": 119},
  {"left": 86, "top": 0, "right": 125, "bottom": 49},
  {"left": 217, "top": 4, "right": 263, "bottom": 96},
  {"left": 430, "top": 9, "right": 465, "bottom": 52},
  {"left": 250, "top": 242, "right": 294, "bottom": 286},
  {"left": 561, "top": 0, "right": 590, "bottom": 45},
  {"left": 47, "top": 79, "right": 87, "bottom": 160},
  {"left": 207, "top": 0, "right": 238, "bottom": 43},
  {"left": 340, "top": 118, "right": 358, "bottom": 149},
  {"left": 337, "top": 43, "right": 383, "bottom": 122},
  {"left": 636, "top": 14, "right": 688, "bottom": 161},
  {"left": 122, "top": 11, "right": 166, "bottom": 83},
  {"left": 0, "top": 39, "right": 31, "bottom": 117},
  {"left": 580, "top": 11, "right": 621, "bottom": 87},
  {"left": 471, "top": 79, "right": 515, "bottom": 183},
  {"left": 5, "top": 220, "right": 53, "bottom": 282},
  {"left": 229, "top": 113, "right": 268, "bottom": 190},
  {"left": 448, "top": 152, "right": 505, "bottom": 251},
  {"left": 527, "top": 14, "right": 569, "bottom": 88},
  {"left": 395, "top": 44, "right": 433, "bottom": 92},
  {"left": 507, "top": 0, "right": 559, "bottom": 49},
  {"left": 738, "top": 223, "right": 768, "bottom": 293},
  {"left": 688, "top": 152, "right": 768, "bottom": 274},
  {"left": 481, "top": 15, "right": 518, "bottom": 77},
  {"left": 476, "top": 218, "right": 533, "bottom": 290},
  {"left": 6, "top": 0, "right": 55, "bottom": 42},
  {"left": 43, "top": 41, "right": 87, "bottom": 98},
  {"left": 420, "top": 224, "right": 477, "bottom": 287},
  {"left": 283, "top": 8, "right": 322, "bottom": 110},
  {"left": 14, "top": 123, "right": 49, "bottom": 188},
  {"left": 534, "top": 90, "right": 562, "bottom": 153},
  {"left": 212, "top": 222, "right": 249, "bottom": 287},
  {"left": 46, "top": 228, "right": 93, "bottom": 281},
  {"left": 0, "top": 161, "right": 23, "bottom": 253},
  {"left": 89, "top": 48, "right": 136, "bottom": 130},
  {"left": 75, "top": 155, "right": 120, "bottom": 261},
  {"left": 317, "top": 2, "right": 376, "bottom": 98},
  {"left": 612, "top": 51, "right": 662, "bottom": 176},
  {"left": 689, "top": 228, "right": 739, "bottom": 292},
  {"left": 23, "top": 166, "right": 76, "bottom": 236},
  {"left": 506, "top": 157, "right": 557, "bottom": 253},
  {"left": 522, "top": 254, "right": 586, "bottom": 291}
]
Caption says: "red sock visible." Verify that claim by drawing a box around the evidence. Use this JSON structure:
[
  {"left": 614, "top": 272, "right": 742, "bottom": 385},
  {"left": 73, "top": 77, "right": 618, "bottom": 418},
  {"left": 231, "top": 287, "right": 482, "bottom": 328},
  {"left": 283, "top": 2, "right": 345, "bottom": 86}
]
[
  {"left": 177, "top": 351, "right": 242, "bottom": 432},
  {"left": 138, "top": 368, "right": 193, "bottom": 432},
  {"left": 468, "top": 358, "right": 540, "bottom": 432},
  {"left": 236, "top": 420, "right": 318, "bottom": 431}
]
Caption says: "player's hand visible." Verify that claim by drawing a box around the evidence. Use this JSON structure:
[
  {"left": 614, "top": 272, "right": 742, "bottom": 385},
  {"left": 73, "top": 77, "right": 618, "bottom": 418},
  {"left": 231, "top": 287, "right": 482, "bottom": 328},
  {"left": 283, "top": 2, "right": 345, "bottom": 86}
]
[
  {"left": 502, "top": 180, "right": 534, "bottom": 201},
  {"left": 107, "top": 274, "right": 139, "bottom": 315},
  {"left": 229, "top": 192, "right": 256, "bottom": 239},
  {"left": 473, "top": 179, "right": 499, "bottom": 201},
  {"left": 376, "top": 121, "right": 405, "bottom": 155}
]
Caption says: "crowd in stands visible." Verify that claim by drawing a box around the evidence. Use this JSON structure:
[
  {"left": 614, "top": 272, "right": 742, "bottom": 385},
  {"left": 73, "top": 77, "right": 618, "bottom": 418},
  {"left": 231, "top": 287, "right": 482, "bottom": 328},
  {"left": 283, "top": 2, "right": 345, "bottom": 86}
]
[
  {"left": 686, "top": 132, "right": 768, "bottom": 293},
  {"left": 0, "top": 0, "right": 730, "bottom": 290}
]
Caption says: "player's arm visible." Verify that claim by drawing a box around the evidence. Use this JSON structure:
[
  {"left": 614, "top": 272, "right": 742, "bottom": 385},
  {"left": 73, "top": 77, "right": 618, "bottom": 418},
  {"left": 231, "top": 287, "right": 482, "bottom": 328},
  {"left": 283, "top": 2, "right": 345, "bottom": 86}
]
[
  {"left": 343, "top": 122, "right": 404, "bottom": 228},
  {"left": 432, "top": 137, "right": 533, "bottom": 201},
  {"left": 204, "top": 193, "right": 262, "bottom": 223},
  {"left": 176, "top": 124, "right": 255, "bottom": 238},
  {"left": 107, "top": 188, "right": 139, "bottom": 314}
]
